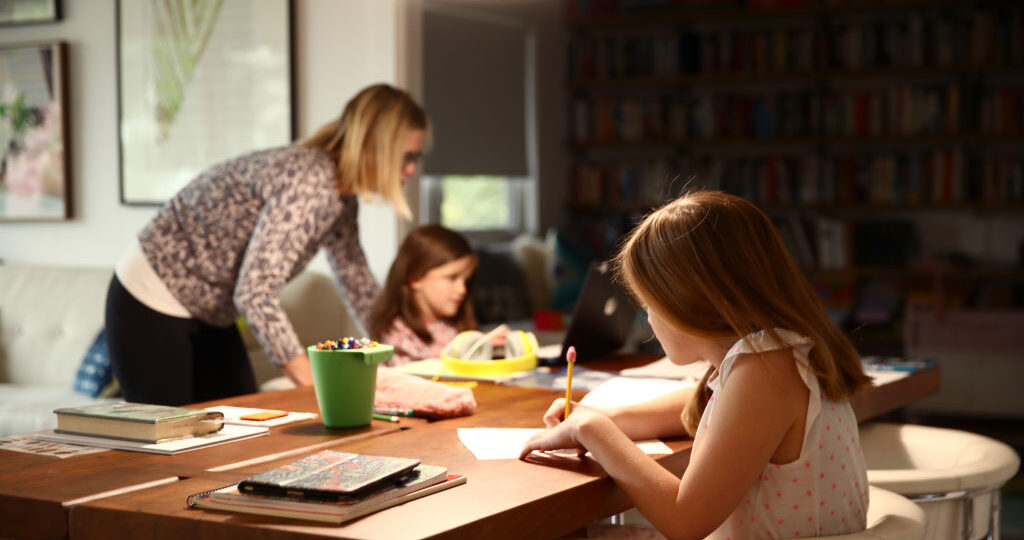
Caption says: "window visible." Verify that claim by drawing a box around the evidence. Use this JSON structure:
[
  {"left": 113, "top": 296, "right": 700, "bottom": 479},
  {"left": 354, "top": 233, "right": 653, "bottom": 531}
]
[
  {"left": 418, "top": 1, "right": 539, "bottom": 239},
  {"left": 419, "top": 174, "right": 536, "bottom": 239}
]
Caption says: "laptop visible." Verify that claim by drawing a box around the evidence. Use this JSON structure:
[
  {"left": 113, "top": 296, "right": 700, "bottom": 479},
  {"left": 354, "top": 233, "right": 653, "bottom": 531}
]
[{"left": 536, "top": 261, "right": 638, "bottom": 364}]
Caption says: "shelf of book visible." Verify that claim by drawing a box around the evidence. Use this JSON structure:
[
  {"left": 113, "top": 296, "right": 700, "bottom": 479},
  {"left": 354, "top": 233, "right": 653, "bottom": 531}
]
[
  {"left": 571, "top": 65, "right": 1024, "bottom": 92},
  {"left": 561, "top": 0, "right": 1024, "bottom": 354},
  {"left": 565, "top": 0, "right": 1002, "bottom": 27}
]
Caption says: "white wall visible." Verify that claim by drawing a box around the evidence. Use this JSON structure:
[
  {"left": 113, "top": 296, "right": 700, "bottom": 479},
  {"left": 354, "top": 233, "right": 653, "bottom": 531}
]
[{"left": 0, "top": 0, "right": 402, "bottom": 282}]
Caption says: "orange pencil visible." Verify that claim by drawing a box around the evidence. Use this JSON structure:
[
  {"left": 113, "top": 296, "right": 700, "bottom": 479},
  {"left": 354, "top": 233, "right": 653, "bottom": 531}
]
[{"left": 564, "top": 346, "right": 576, "bottom": 418}]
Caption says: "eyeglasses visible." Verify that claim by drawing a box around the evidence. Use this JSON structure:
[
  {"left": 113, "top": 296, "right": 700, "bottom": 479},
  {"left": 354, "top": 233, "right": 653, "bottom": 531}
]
[{"left": 402, "top": 152, "right": 422, "bottom": 167}]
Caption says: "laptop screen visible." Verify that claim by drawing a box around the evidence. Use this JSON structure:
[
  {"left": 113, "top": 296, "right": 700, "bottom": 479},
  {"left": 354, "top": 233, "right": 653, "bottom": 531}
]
[{"left": 544, "top": 262, "right": 638, "bottom": 363}]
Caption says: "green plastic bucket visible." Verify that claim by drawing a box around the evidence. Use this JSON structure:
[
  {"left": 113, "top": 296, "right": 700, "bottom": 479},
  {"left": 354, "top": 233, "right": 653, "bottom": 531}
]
[{"left": 307, "top": 344, "right": 393, "bottom": 428}]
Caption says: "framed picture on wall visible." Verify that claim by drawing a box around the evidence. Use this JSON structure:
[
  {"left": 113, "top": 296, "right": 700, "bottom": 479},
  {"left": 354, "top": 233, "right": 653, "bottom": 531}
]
[
  {"left": 0, "top": 0, "right": 61, "bottom": 25},
  {"left": 0, "top": 41, "right": 71, "bottom": 221},
  {"left": 117, "top": 0, "right": 294, "bottom": 205}
]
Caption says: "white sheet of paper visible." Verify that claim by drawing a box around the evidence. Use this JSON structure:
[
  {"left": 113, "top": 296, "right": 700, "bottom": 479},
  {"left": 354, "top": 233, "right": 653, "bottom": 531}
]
[
  {"left": 619, "top": 357, "right": 710, "bottom": 380},
  {"left": 865, "top": 369, "right": 911, "bottom": 386},
  {"left": 457, "top": 427, "right": 671, "bottom": 460},
  {"left": 0, "top": 432, "right": 109, "bottom": 458},
  {"left": 579, "top": 376, "right": 695, "bottom": 410}
]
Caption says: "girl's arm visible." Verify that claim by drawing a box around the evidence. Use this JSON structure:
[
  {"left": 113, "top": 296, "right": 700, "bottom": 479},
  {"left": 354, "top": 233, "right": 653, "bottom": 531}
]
[
  {"left": 536, "top": 387, "right": 693, "bottom": 441},
  {"left": 522, "top": 349, "right": 808, "bottom": 540},
  {"left": 606, "top": 387, "right": 694, "bottom": 439}
]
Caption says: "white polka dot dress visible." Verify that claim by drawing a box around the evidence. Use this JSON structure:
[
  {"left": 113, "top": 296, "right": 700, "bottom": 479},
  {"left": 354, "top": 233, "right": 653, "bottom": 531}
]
[{"left": 701, "top": 330, "right": 869, "bottom": 540}]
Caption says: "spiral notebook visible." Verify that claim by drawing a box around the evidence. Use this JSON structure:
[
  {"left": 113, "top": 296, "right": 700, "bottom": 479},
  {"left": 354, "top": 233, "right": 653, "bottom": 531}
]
[
  {"left": 189, "top": 465, "right": 465, "bottom": 524},
  {"left": 237, "top": 450, "right": 421, "bottom": 501}
]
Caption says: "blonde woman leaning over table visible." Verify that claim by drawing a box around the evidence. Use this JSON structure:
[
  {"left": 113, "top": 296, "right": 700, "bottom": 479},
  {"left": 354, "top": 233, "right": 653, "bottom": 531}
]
[{"left": 106, "top": 84, "right": 429, "bottom": 406}]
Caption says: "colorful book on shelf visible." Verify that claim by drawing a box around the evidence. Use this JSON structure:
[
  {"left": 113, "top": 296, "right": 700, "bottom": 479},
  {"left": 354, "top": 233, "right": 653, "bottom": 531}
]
[
  {"left": 237, "top": 450, "right": 421, "bottom": 501},
  {"left": 33, "top": 423, "right": 268, "bottom": 455},
  {"left": 53, "top": 402, "right": 224, "bottom": 443},
  {"left": 188, "top": 465, "right": 465, "bottom": 524}
]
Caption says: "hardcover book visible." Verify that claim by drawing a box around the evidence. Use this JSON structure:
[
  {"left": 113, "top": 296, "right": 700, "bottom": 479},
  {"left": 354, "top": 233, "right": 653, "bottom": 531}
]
[
  {"left": 188, "top": 465, "right": 464, "bottom": 524},
  {"left": 237, "top": 450, "right": 421, "bottom": 500},
  {"left": 34, "top": 424, "right": 268, "bottom": 455},
  {"left": 53, "top": 402, "right": 224, "bottom": 443}
]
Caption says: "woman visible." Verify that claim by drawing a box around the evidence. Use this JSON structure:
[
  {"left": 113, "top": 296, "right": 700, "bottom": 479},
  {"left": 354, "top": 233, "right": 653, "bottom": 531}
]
[{"left": 105, "top": 84, "right": 428, "bottom": 406}]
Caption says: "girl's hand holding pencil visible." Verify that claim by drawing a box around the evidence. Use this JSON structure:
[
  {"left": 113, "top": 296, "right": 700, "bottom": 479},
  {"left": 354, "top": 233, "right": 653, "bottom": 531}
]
[
  {"left": 518, "top": 400, "right": 611, "bottom": 459},
  {"left": 520, "top": 345, "right": 616, "bottom": 459}
]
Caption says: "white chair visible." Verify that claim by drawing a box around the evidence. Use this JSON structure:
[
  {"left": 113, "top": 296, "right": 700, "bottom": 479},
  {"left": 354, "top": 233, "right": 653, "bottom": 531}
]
[
  {"left": 860, "top": 422, "right": 1021, "bottom": 540},
  {"left": 819, "top": 486, "right": 926, "bottom": 540},
  {"left": 590, "top": 486, "right": 923, "bottom": 540}
]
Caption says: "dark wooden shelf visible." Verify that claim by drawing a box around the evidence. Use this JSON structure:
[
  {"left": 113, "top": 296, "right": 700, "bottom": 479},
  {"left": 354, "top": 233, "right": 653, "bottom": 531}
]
[
  {"left": 569, "top": 65, "right": 1024, "bottom": 92},
  {"left": 567, "top": 0, "right": 1018, "bottom": 29},
  {"left": 569, "top": 200, "right": 1024, "bottom": 216},
  {"left": 563, "top": 0, "right": 1024, "bottom": 306},
  {"left": 808, "top": 267, "right": 1024, "bottom": 282},
  {"left": 569, "top": 135, "right": 1024, "bottom": 153}
]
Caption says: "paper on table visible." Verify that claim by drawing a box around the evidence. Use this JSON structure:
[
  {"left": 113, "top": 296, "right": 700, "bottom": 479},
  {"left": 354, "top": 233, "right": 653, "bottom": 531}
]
[
  {"left": 457, "top": 427, "right": 671, "bottom": 460},
  {"left": 0, "top": 432, "right": 109, "bottom": 458},
  {"left": 579, "top": 376, "right": 695, "bottom": 410},
  {"left": 204, "top": 405, "right": 318, "bottom": 427},
  {"left": 619, "top": 357, "right": 710, "bottom": 380},
  {"left": 865, "top": 369, "right": 911, "bottom": 386}
]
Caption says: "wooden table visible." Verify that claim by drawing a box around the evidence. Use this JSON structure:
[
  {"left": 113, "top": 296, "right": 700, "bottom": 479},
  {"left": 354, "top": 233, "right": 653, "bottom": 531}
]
[
  {"left": 61, "top": 366, "right": 940, "bottom": 540},
  {"left": 0, "top": 388, "right": 402, "bottom": 540}
]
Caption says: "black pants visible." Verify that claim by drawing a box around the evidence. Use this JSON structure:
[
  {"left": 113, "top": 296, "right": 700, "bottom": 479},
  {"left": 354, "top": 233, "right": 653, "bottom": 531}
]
[{"left": 105, "top": 275, "right": 257, "bottom": 406}]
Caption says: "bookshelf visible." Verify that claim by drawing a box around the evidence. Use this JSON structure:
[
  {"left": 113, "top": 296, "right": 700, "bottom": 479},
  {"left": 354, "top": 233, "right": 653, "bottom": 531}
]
[{"left": 563, "top": 0, "right": 1024, "bottom": 354}]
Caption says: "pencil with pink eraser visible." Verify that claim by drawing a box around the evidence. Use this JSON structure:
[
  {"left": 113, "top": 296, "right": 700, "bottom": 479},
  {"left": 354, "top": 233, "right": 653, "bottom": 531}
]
[{"left": 564, "top": 346, "right": 576, "bottom": 418}]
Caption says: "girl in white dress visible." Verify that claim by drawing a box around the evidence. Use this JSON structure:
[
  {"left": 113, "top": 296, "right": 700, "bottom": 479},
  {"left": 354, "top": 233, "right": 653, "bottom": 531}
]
[{"left": 521, "top": 191, "right": 872, "bottom": 539}]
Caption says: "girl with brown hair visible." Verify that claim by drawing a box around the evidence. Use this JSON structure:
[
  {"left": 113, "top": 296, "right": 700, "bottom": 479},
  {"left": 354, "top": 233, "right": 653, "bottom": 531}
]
[
  {"left": 521, "top": 191, "right": 872, "bottom": 539},
  {"left": 369, "top": 224, "right": 505, "bottom": 366}
]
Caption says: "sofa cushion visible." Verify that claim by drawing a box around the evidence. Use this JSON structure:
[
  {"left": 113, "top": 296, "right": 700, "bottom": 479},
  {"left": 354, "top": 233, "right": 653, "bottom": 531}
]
[
  {"left": 0, "top": 265, "right": 113, "bottom": 387},
  {"left": 0, "top": 384, "right": 109, "bottom": 437},
  {"left": 72, "top": 329, "right": 113, "bottom": 398}
]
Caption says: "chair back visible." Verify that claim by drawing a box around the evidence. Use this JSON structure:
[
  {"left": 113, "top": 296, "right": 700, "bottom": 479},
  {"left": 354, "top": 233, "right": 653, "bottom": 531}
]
[{"left": 860, "top": 422, "right": 1021, "bottom": 540}]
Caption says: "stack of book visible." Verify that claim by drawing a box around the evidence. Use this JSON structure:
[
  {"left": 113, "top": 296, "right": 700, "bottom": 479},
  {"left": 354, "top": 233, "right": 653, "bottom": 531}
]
[
  {"left": 35, "top": 402, "right": 269, "bottom": 454},
  {"left": 187, "top": 450, "right": 466, "bottom": 523}
]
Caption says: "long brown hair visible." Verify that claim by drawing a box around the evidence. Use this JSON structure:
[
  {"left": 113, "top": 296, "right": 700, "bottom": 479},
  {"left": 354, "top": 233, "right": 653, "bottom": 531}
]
[
  {"left": 614, "top": 191, "right": 870, "bottom": 435},
  {"left": 302, "top": 84, "right": 429, "bottom": 219},
  {"left": 369, "top": 224, "right": 479, "bottom": 342}
]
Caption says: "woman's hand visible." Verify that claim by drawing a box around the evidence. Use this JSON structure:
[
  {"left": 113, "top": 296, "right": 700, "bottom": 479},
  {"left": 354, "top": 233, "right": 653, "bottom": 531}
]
[
  {"left": 519, "top": 399, "right": 611, "bottom": 459},
  {"left": 281, "top": 354, "right": 314, "bottom": 387}
]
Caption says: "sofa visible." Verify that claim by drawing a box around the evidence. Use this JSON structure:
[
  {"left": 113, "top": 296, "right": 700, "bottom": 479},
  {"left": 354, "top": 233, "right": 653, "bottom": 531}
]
[{"left": 0, "top": 264, "right": 359, "bottom": 437}]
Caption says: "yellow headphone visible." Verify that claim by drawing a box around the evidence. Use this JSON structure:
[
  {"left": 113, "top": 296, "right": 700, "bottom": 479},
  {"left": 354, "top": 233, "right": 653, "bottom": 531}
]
[{"left": 440, "top": 329, "right": 539, "bottom": 376}]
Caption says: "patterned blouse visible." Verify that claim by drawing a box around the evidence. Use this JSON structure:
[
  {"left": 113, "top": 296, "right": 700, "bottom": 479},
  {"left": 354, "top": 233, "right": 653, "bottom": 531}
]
[
  {"left": 379, "top": 317, "right": 458, "bottom": 367},
  {"left": 138, "top": 145, "right": 380, "bottom": 367},
  {"left": 702, "top": 329, "right": 869, "bottom": 540}
]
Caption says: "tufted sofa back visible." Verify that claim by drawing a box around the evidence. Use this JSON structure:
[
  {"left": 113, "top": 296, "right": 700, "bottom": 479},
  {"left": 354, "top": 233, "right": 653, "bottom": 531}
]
[{"left": 0, "top": 264, "right": 113, "bottom": 387}]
